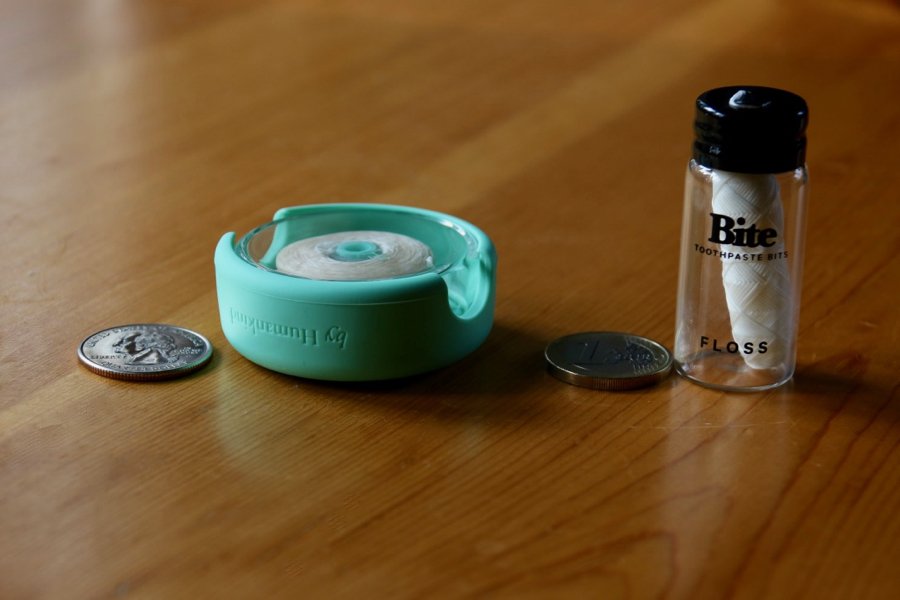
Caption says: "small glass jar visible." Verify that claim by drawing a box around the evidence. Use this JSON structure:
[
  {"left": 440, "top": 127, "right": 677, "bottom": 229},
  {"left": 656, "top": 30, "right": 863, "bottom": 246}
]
[{"left": 674, "top": 87, "right": 809, "bottom": 391}]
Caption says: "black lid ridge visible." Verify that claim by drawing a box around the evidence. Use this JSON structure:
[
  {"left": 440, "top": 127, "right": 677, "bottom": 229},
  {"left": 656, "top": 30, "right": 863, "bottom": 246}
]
[{"left": 692, "top": 86, "right": 808, "bottom": 174}]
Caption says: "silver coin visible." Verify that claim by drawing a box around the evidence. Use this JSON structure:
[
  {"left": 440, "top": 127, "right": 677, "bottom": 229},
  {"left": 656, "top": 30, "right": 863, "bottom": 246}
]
[
  {"left": 545, "top": 331, "right": 672, "bottom": 390},
  {"left": 77, "top": 324, "right": 213, "bottom": 381}
]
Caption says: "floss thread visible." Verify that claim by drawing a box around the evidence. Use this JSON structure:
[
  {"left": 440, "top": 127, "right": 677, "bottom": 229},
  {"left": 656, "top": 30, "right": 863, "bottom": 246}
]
[
  {"left": 275, "top": 230, "right": 434, "bottom": 281},
  {"left": 711, "top": 171, "right": 790, "bottom": 369}
]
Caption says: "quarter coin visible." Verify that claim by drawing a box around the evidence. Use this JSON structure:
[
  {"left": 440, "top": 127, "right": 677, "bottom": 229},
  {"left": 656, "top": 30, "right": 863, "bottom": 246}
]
[
  {"left": 545, "top": 331, "right": 672, "bottom": 390},
  {"left": 77, "top": 324, "right": 213, "bottom": 381}
]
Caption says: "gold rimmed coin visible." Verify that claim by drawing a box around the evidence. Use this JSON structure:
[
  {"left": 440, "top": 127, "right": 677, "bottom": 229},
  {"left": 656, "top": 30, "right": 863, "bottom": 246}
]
[
  {"left": 545, "top": 331, "right": 672, "bottom": 390},
  {"left": 77, "top": 324, "right": 213, "bottom": 381}
]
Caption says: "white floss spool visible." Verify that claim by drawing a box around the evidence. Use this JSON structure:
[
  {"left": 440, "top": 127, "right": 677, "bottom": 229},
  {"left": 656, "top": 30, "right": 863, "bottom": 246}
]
[
  {"left": 711, "top": 172, "right": 790, "bottom": 369},
  {"left": 275, "top": 230, "right": 434, "bottom": 281}
]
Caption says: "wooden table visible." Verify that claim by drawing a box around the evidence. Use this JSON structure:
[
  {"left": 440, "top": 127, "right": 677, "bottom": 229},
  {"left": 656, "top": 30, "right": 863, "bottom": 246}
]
[{"left": 2, "top": 1, "right": 899, "bottom": 598}]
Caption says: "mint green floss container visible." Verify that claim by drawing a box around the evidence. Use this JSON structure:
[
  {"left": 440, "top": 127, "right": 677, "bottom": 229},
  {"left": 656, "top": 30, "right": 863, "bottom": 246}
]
[{"left": 214, "top": 204, "right": 496, "bottom": 381}]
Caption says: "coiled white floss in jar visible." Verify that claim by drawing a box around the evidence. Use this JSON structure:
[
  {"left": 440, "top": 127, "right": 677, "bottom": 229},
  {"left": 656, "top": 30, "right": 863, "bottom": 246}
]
[
  {"left": 674, "top": 86, "right": 809, "bottom": 392},
  {"left": 275, "top": 230, "right": 434, "bottom": 281}
]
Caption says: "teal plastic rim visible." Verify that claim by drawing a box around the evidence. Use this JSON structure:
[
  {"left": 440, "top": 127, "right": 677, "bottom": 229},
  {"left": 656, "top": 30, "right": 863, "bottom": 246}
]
[{"left": 214, "top": 203, "right": 496, "bottom": 381}]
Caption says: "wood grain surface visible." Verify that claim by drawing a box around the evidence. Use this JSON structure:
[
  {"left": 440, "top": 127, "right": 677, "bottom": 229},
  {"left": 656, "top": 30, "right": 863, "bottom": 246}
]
[{"left": 2, "top": 1, "right": 899, "bottom": 598}]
